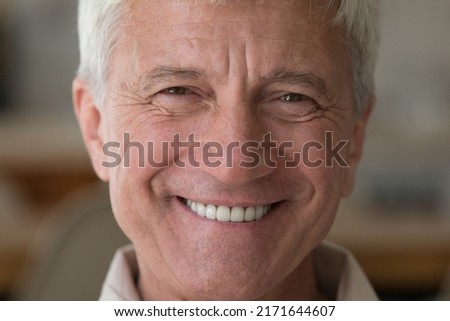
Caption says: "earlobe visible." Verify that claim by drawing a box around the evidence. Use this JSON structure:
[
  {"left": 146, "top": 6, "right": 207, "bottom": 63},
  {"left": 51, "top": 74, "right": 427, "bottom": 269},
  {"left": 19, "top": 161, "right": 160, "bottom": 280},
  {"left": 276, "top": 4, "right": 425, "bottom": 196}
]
[
  {"left": 72, "top": 77, "right": 109, "bottom": 181},
  {"left": 341, "top": 98, "right": 374, "bottom": 197}
]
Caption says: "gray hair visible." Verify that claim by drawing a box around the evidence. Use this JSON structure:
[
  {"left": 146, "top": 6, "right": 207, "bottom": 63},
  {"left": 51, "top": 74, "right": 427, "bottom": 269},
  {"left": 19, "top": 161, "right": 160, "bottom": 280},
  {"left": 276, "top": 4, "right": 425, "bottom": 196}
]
[{"left": 76, "top": 0, "right": 379, "bottom": 115}]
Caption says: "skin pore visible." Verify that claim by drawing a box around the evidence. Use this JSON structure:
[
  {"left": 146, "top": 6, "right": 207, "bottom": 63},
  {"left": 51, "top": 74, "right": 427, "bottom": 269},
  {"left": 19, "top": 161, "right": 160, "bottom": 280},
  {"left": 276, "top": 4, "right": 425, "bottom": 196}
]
[{"left": 73, "top": 0, "right": 372, "bottom": 300}]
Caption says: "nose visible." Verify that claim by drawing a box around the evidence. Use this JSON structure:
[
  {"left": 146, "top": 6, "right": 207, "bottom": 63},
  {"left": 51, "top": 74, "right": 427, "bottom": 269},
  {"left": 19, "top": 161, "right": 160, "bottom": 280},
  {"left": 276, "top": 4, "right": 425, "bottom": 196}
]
[{"left": 197, "top": 98, "right": 276, "bottom": 187}]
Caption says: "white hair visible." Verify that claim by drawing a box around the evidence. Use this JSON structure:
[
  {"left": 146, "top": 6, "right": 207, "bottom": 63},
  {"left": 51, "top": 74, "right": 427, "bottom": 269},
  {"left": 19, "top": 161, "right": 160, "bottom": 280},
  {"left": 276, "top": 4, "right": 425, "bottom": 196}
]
[
  {"left": 76, "top": 0, "right": 379, "bottom": 114},
  {"left": 333, "top": 1, "right": 379, "bottom": 114},
  {"left": 77, "top": 0, "right": 124, "bottom": 104}
]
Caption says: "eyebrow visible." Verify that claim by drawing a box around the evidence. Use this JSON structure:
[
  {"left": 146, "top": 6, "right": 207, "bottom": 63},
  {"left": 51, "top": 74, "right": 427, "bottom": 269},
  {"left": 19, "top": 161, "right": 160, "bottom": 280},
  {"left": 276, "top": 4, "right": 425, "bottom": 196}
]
[
  {"left": 138, "top": 66, "right": 329, "bottom": 97},
  {"left": 262, "top": 70, "right": 329, "bottom": 96},
  {"left": 140, "top": 66, "right": 204, "bottom": 90}
]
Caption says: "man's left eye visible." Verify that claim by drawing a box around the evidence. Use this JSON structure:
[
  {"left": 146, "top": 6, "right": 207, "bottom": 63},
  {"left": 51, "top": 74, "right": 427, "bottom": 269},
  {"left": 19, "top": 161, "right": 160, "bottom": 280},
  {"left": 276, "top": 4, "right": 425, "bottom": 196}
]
[
  {"left": 280, "top": 93, "right": 305, "bottom": 102},
  {"left": 162, "top": 87, "right": 192, "bottom": 95}
]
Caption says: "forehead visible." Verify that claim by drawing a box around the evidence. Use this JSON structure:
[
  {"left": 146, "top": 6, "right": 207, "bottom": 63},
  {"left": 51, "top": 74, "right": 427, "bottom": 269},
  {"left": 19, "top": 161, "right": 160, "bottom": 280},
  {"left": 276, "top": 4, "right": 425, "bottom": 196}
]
[
  {"left": 124, "top": 0, "right": 339, "bottom": 40},
  {"left": 112, "top": 0, "right": 350, "bottom": 95}
]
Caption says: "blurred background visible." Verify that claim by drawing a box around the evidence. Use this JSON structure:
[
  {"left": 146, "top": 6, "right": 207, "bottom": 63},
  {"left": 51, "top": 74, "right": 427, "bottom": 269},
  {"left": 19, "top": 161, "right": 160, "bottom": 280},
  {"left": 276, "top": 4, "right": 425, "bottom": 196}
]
[{"left": 0, "top": 0, "right": 449, "bottom": 300}]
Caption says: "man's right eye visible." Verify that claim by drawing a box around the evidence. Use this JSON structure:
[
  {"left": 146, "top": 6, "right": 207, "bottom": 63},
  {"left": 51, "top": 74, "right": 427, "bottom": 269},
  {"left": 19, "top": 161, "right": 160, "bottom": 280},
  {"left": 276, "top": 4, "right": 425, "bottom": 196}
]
[{"left": 161, "top": 87, "right": 192, "bottom": 95}]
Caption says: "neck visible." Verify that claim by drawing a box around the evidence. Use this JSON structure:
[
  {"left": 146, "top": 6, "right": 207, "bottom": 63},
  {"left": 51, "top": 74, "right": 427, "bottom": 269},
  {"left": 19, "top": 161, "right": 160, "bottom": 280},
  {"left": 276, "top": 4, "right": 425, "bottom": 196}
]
[{"left": 257, "top": 253, "right": 327, "bottom": 300}]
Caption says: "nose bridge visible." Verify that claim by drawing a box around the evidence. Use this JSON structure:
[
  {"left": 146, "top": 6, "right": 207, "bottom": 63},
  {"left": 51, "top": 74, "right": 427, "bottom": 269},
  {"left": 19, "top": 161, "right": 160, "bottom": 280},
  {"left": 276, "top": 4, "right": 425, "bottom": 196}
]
[
  {"left": 196, "top": 35, "right": 276, "bottom": 186},
  {"left": 217, "top": 100, "right": 257, "bottom": 166},
  {"left": 218, "top": 94, "right": 257, "bottom": 141},
  {"left": 198, "top": 93, "right": 275, "bottom": 187}
]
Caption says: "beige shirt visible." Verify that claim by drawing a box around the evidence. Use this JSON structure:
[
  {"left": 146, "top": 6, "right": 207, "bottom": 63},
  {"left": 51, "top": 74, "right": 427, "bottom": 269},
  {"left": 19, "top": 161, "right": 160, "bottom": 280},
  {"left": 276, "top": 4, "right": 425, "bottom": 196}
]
[{"left": 99, "top": 241, "right": 378, "bottom": 300}]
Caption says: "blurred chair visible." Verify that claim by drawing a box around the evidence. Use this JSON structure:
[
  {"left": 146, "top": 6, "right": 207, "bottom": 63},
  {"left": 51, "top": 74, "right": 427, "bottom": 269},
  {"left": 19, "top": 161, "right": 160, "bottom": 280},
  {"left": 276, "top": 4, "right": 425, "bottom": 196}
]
[
  {"left": 0, "top": 177, "right": 34, "bottom": 298},
  {"left": 436, "top": 266, "right": 450, "bottom": 300},
  {"left": 16, "top": 182, "right": 129, "bottom": 300}
]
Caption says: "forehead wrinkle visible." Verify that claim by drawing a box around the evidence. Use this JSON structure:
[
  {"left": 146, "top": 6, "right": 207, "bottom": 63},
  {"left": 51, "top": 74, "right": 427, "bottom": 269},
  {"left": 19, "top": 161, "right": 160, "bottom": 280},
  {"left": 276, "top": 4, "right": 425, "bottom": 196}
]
[
  {"left": 140, "top": 66, "right": 206, "bottom": 91},
  {"left": 262, "top": 70, "right": 329, "bottom": 96}
]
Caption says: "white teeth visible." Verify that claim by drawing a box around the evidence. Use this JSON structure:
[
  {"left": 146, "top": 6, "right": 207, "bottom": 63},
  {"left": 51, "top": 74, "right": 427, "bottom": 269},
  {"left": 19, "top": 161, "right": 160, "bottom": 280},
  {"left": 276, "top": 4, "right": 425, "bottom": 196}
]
[
  {"left": 205, "top": 204, "right": 216, "bottom": 220},
  {"left": 230, "top": 207, "right": 245, "bottom": 222},
  {"left": 244, "top": 206, "right": 256, "bottom": 221},
  {"left": 184, "top": 199, "right": 271, "bottom": 222},
  {"left": 196, "top": 203, "right": 206, "bottom": 217},
  {"left": 216, "top": 206, "right": 230, "bottom": 222},
  {"left": 255, "top": 206, "right": 264, "bottom": 220}
]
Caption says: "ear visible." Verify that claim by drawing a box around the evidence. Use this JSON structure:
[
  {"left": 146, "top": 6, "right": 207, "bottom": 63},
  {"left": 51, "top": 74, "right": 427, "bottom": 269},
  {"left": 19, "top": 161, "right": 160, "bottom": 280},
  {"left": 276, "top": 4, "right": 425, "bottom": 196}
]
[
  {"left": 341, "top": 98, "right": 374, "bottom": 197},
  {"left": 72, "top": 77, "right": 109, "bottom": 181}
]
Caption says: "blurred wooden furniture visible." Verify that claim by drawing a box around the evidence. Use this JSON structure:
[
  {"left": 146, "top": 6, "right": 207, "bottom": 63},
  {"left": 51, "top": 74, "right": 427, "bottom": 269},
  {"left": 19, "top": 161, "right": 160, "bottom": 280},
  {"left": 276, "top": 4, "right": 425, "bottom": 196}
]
[
  {"left": 0, "top": 119, "right": 98, "bottom": 297},
  {"left": 0, "top": 119, "right": 97, "bottom": 210},
  {"left": 329, "top": 202, "right": 450, "bottom": 298}
]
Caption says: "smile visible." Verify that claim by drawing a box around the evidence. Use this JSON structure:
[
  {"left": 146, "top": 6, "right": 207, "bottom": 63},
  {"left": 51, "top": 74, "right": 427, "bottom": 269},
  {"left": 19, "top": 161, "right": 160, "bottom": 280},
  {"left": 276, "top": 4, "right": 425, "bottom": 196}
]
[{"left": 184, "top": 198, "right": 271, "bottom": 222}]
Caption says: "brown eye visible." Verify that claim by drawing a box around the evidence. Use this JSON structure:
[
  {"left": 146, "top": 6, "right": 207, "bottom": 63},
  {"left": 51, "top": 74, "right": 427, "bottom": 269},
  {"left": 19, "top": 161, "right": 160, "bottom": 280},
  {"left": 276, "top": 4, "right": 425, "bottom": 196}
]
[
  {"left": 280, "top": 93, "right": 305, "bottom": 102},
  {"left": 163, "top": 87, "right": 192, "bottom": 95}
]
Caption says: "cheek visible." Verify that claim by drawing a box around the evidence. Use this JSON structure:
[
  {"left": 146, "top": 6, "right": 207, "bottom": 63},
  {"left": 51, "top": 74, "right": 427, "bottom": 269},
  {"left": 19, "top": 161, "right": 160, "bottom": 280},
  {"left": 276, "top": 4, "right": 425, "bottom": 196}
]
[
  {"left": 292, "top": 166, "right": 343, "bottom": 252},
  {"left": 270, "top": 120, "right": 351, "bottom": 169},
  {"left": 302, "top": 145, "right": 349, "bottom": 213},
  {"left": 276, "top": 125, "right": 349, "bottom": 237},
  {"left": 104, "top": 128, "right": 169, "bottom": 242},
  {"left": 107, "top": 164, "right": 153, "bottom": 242},
  {"left": 104, "top": 122, "right": 200, "bottom": 246}
]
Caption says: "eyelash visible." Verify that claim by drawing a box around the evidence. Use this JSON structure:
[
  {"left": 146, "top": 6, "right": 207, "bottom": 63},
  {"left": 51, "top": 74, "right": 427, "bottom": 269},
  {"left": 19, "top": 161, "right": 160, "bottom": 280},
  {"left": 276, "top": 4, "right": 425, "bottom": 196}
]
[
  {"left": 274, "top": 92, "right": 320, "bottom": 116},
  {"left": 157, "top": 87, "right": 319, "bottom": 112},
  {"left": 161, "top": 86, "right": 193, "bottom": 95},
  {"left": 279, "top": 93, "right": 307, "bottom": 102},
  {"left": 160, "top": 87, "right": 311, "bottom": 101}
]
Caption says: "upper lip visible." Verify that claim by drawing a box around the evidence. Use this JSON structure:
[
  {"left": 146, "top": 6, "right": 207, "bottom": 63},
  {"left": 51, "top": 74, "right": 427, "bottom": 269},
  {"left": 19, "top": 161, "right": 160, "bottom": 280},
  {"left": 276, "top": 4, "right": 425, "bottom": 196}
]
[{"left": 178, "top": 195, "right": 282, "bottom": 208}]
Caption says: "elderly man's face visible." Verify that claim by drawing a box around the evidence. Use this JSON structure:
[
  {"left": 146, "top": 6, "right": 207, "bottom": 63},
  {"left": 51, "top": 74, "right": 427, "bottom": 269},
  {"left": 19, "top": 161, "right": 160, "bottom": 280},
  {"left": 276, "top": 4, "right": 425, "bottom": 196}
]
[{"left": 74, "top": 0, "right": 371, "bottom": 300}]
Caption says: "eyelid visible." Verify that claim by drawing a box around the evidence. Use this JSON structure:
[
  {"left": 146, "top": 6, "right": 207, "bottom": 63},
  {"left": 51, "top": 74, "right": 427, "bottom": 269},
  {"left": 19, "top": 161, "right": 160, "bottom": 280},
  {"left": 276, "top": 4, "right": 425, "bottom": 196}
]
[
  {"left": 160, "top": 86, "right": 193, "bottom": 95},
  {"left": 279, "top": 92, "right": 308, "bottom": 102},
  {"left": 157, "top": 84, "right": 215, "bottom": 98},
  {"left": 265, "top": 90, "right": 315, "bottom": 103},
  {"left": 264, "top": 91, "right": 321, "bottom": 115}
]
